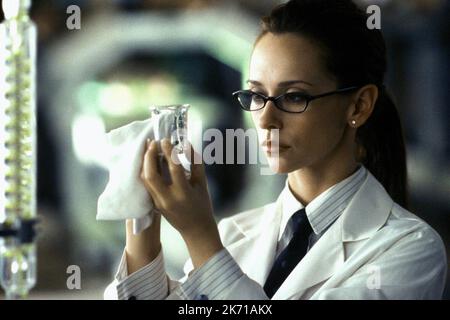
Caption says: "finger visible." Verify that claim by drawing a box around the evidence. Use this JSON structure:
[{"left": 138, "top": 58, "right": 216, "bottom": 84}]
[
  {"left": 161, "top": 138, "right": 189, "bottom": 190},
  {"left": 140, "top": 138, "right": 151, "bottom": 174},
  {"left": 144, "top": 180, "right": 160, "bottom": 206},
  {"left": 185, "top": 141, "right": 206, "bottom": 187},
  {"left": 142, "top": 140, "right": 169, "bottom": 196}
]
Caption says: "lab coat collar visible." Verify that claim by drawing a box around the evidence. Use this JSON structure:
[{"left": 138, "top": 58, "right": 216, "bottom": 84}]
[
  {"left": 274, "top": 170, "right": 394, "bottom": 299},
  {"left": 227, "top": 170, "right": 394, "bottom": 299},
  {"left": 340, "top": 170, "right": 393, "bottom": 242}
]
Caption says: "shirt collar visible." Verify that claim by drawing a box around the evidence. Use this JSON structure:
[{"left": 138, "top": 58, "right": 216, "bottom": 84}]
[{"left": 279, "top": 165, "right": 367, "bottom": 239}]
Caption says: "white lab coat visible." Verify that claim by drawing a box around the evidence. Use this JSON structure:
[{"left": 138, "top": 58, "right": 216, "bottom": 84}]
[{"left": 105, "top": 171, "right": 447, "bottom": 299}]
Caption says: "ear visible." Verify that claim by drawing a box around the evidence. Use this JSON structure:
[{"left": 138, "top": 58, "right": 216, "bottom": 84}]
[{"left": 346, "top": 84, "right": 378, "bottom": 128}]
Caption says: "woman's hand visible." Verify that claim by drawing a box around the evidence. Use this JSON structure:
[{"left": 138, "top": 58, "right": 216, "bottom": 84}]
[{"left": 140, "top": 138, "right": 223, "bottom": 268}]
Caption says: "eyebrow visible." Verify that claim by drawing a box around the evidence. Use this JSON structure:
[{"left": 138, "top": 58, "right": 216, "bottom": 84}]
[{"left": 246, "top": 80, "right": 314, "bottom": 87}]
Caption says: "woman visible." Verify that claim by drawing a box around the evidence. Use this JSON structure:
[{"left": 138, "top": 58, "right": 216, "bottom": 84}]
[{"left": 105, "top": 0, "right": 447, "bottom": 300}]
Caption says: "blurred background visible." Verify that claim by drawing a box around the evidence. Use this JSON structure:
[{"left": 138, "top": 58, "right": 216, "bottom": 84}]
[{"left": 0, "top": 0, "right": 448, "bottom": 299}]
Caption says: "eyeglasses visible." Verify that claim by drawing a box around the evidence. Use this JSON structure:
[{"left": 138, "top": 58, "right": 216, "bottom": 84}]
[{"left": 232, "top": 86, "right": 359, "bottom": 114}]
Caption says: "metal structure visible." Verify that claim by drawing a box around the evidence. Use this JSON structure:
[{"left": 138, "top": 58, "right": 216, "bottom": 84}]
[{"left": 0, "top": 0, "right": 38, "bottom": 299}]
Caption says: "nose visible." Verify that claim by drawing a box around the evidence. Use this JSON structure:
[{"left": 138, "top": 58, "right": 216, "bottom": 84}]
[{"left": 256, "top": 100, "right": 283, "bottom": 131}]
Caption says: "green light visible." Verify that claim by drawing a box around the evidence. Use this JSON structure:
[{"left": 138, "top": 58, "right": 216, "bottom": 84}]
[{"left": 76, "top": 81, "right": 104, "bottom": 114}]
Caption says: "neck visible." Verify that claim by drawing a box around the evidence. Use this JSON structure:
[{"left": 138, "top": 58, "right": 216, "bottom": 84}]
[{"left": 287, "top": 142, "right": 359, "bottom": 206}]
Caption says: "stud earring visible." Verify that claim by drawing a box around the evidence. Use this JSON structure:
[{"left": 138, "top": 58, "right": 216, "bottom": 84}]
[{"left": 351, "top": 120, "right": 357, "bottom": 127}]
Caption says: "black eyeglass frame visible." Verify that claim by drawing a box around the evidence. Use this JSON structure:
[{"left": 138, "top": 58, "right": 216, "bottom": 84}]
[{"left": 232, "top": 86, "right": 360, "bottom": 114}]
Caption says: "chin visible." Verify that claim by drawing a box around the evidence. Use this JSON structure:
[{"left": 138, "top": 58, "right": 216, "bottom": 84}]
[{"left": 264, "top": 157, "right": 296, "bottom": 174}]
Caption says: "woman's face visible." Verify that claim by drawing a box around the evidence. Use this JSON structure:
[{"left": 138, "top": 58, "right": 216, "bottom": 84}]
[{"left": 249, "top": 32, "right": 354, "bottom": 173}]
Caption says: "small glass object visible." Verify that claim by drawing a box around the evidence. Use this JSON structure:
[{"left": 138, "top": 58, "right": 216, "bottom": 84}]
[{"left": 149, "top": 104, "right": 191, "bottom": 183}]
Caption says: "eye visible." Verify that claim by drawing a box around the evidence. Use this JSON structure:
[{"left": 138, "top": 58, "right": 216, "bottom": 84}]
[
  {"left": 251, "top": 92, "right": 265, "bottom": 104},
  {"left": 283, "top": 92, "right": 308, "bottom": 104},
  {"left": 235, "top": 91, "right": 266, "bottom": 110}
]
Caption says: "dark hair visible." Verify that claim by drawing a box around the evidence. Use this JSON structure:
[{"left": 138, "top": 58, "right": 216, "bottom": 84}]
[{"left": 258, "top": 0, "right": 408, "bottom": 208}]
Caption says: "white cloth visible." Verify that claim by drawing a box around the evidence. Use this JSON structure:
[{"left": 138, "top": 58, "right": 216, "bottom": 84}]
[{"left": 96, "top": 112, "right": 190, "bottom": 234}]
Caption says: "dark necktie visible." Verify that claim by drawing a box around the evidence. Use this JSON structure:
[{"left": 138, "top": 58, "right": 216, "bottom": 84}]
[{"left": 263, "top": 208, "right": 313, "bottom": 298}]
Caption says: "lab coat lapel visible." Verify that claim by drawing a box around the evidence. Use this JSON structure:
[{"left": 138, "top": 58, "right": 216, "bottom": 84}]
[
  {"left": 226, "top": 197, "right": 283, "bottom": 286},
  {"left": 272, "top": 171, "right": 393, "bottom": 300},
  {"left": 340, "top": 173, "right": 393, "bottom": 242}
]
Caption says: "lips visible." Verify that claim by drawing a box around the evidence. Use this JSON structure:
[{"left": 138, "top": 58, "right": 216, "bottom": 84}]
[{"left": 261, "top": 140, "right": 291, "bottom": 153}]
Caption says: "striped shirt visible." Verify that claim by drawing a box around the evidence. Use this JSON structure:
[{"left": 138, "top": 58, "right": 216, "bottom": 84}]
[
  {"left": 277, "top": 164, "right": 367, "bottom": 256},
  {"left": 114, "top": 165, "right": 367, "bottom": 300}
]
